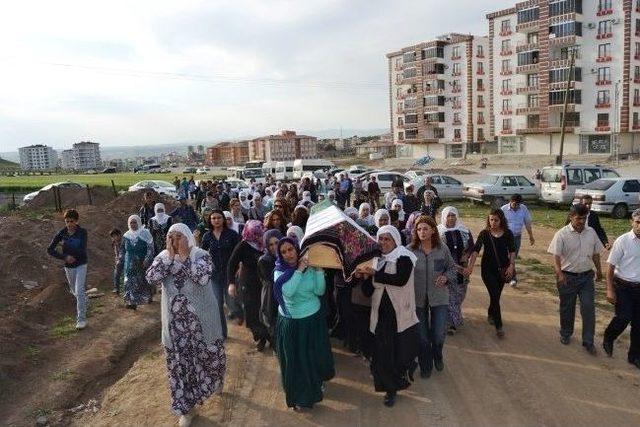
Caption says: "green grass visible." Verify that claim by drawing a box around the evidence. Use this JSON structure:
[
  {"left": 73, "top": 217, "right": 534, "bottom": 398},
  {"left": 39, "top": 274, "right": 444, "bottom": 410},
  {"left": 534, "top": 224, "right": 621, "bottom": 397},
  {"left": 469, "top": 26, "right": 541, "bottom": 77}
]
[
  {"left": 0, "top": 172, "right": 227, "bottom": 192},
  {"left": 50, "top": 316, "right": 77, "bottom": 338},
  {"left": 25, "top": 345, "right": 40, "bottom": 361}
]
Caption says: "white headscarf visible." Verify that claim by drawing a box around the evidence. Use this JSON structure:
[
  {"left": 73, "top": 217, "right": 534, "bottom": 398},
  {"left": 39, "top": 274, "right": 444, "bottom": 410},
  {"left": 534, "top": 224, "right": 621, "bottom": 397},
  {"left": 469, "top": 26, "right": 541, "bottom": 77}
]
[
  {"left": 157, "top": 223, "right": 208, "bottom": 271},
  {"left": 437, "top": 206, "right": 469, "bottom": 234},
  {"left": 374, "top": 209, "right": 390, "bottom": 228},
  {"left": 152, "top": 203, "right": 170, "bottom": 225},
  {"left": 239, "top": 190, "right": 251, "bottom": 210},
  {"left": 223, "top": 210, "right": 240, "bottom": 233},
  {"left": 358, "top": 202, "right": 374, "bottom": 226},
  {"left": 344, "top": 207, "right": 359, "bottom": 220},
  {"left": 391, "top": 198, "right": 405, "bottom": 222},
  {"left": 124, "top": 215, "right": 153, "bottom": 243},
  {"left": 287, "top": 225, "right": 304, "bottom": 243},
  {"left": 376, "top": 225, "right": 417, "bottom": 265}
]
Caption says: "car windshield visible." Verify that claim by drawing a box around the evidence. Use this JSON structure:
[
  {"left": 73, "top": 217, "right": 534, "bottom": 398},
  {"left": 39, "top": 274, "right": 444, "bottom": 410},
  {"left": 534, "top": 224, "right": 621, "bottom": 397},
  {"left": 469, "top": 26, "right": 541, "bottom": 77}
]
[
  {"left": 476, "top": 175, "right": 499, "bottom": 185},
  {"left": 583, "top": 179, "right": 616, "bottom": 191},
  {"left": 541, "top": 168, "right": 562, "bottom": 183}
]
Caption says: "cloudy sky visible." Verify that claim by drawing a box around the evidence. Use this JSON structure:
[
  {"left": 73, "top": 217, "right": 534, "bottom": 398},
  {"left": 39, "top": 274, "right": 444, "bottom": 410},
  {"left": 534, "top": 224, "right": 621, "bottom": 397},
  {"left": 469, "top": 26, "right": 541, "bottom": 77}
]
[{"left": 0, "top": 0, "right": 513, "bottom": 151}]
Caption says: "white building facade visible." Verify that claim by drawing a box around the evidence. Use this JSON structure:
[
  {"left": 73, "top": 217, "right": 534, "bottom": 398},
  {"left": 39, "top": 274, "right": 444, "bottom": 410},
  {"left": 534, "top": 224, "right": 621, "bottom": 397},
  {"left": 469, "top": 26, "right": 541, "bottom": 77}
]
[
  {"left": 72, "top": 141, "right": 101, "bottom": 170},
  {"left": 388, "top": 33, "right": 490, "bottom": 159},
  {"left": 18, "top": 144, "right": 57, "bottom": 171}
]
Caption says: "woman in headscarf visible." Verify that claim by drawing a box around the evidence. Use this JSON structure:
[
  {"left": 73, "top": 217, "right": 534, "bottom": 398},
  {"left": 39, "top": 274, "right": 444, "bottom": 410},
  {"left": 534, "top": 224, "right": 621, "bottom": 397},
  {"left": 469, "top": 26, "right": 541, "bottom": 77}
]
[
  {"left": 286, "top": 184, "right": 299, "bottom": 210},
  {"left": 286, "top": 226, "right": 304, "bottom": 246},
  {"left": 248, "top": 193, "right": 268, "bottom": 221},
  {"left": 403, "top": 211, "right": 422, "bottom": 244},
  {"left": 290, "top": 205, "right": 309, "bottom": 231},
  {"left": 344, "top": 207, "right": 359, "bottom": 222},
  {"left": 201, "top": 209, "right": 241, "bottom": 339},
  {"left": 122, "top": 215, "right": 155, "bottom": 309},
  {"left": 408, "top": 216, "right": 456, "bottom": 378},
  {"left": 258, "top": 229, "right": 283, "bottom": 350},
  {"left": 420, "top": 189, "right": 439, "bottom": 218},
  {"left": 326, "top": 190, "right": 337, "bottom": 205},
  {"left": 263, "top": 187, "right": 274, "bottom": 210},
  {"left": 229, "top": 197, "right": 247, "bottom": 225},
  {"left": 227, "top": 220, "right": 270, "bottom": 350},
  {"left": 390, "top": 198, "right": 406, "bottom": 230},
  {"left": 274, "top": 237, "right": 335, "bottom": 410},
  {"left": 368, "top": 208, "right": 390, "bottom": 236},
  {"left": 438, "top": 206, "right": 474, "bottom": 335},
  {"left": 149, "top": 202, "right": 173, "bottom": 255},
  {"left": 145, "top": 223, "right": 225, "bottom": 427},
  {"left": 357, "top": 203, "right": 375, "bottom": 228},
  {"left": 263, "top": 210, "right": 287, "bottom": 235},
  {"left": 273, "top": 197, "right": 292, "bottom": 224},
  {"left": 223, "top": 211, "right": 241, "bottom": 234},
  {"left": 298, "top": 190, "right": 315, "bottom": 209},
  {"left": 238, "top": 190, "right": 251, "bottom": 217},
  {"left": 355, "top": 225, "right": 419, "bottom": 407}
]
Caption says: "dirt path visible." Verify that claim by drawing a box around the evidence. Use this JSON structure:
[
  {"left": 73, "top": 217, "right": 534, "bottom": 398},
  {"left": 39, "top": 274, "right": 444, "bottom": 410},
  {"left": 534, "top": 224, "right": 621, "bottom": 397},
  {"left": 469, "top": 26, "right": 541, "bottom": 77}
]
[{"left": 75, "top": 218, "right": 640, "bottom": 427}]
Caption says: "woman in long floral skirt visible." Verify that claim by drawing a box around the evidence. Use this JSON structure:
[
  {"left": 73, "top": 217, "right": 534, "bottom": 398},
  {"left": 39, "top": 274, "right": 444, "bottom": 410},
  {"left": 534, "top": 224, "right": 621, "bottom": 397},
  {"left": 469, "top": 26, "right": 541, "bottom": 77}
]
[
  {"left": 122, "top": 215, "right": 154, "bottom": 309},
  {"left": 146, "top": 223, "right": 225, "bottom": 427}
]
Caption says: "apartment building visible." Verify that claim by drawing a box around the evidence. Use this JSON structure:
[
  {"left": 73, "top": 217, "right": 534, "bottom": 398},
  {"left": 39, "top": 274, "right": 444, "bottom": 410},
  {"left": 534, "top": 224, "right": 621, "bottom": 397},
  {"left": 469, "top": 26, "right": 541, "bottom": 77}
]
[
  {"left": 206, "top": 141, "right": 250, "bottom": 167},
  {"left": 387, "top": 33, "right": 490, "bottom": 159},
  {"left": 248, "top": 130, "right": 318, "bottom": 162},
  {"left": 60, "top": 149, "right": 74, "bottom": 170},
  {"left": 488, "top": 0, "right": 640, "bottom": 156},
  {"left": 18, "top": 144, "right": 57, "bottom": 171},
  {"left": 72, "top": 141, "right": 101, "bottom": 170}
]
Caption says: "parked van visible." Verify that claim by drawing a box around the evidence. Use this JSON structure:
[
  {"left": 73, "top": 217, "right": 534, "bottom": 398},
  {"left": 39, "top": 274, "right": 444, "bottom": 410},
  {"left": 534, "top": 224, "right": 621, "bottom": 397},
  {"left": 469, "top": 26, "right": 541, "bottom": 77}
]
[
  {"left": 275, "top": 161, "right": 294, "bottom": 181},
  {"left": 540, "top": 164, "right": 619, "bottom": 205},
  {"left": 292, "top": 159, "right": 335, "bottom": 180}
]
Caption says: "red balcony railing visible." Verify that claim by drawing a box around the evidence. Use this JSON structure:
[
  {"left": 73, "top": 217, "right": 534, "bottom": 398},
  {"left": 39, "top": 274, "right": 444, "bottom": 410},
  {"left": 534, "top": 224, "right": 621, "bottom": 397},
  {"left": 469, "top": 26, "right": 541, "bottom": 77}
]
[
  {"left": 634, "top": 98, "right": 640, "bottom": 106},
  {"left": 500, "top": 49, "right": 513, "bottom": 56},
  {"left": 596, "top": 122, "right": 610, "bottom": 131},
  {"left": 500, "top": 69, "right": 513, "bottom": 76},
  {"left": 633, "top": 122, "right": 640, "bottom": 130},
  {"left": 501, "top": 128, "right": 513, "bottom": 134},
  {"left": 499, "top": 29, "right": 512, "bottom": 36},
  {"left": 597, "top": 32, "right": 613, "bottom": 39},
  {"left": 597, "top": 8, "right": 613, "bottom": 16},
  {"left": 596, "top": 101, "right": 611, "bottom": 108},
  {"left": 596, "top": 56, "right": 612, "bottom": 63},
  {"left": 596, "top": 80, "right": 612, "bottom": 86},
  {"left": 500, "top": 89, "right": 513, "bottom": 95},
  {"left": 501, "top": 109, "right": 513, "bottom": 115}
]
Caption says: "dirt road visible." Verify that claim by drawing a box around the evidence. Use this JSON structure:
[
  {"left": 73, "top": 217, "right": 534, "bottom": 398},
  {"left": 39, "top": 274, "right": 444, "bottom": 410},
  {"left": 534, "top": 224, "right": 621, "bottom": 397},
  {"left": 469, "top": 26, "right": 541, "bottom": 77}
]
[{"left": 76, "top": 218, "right": 640, "bottom": 427}]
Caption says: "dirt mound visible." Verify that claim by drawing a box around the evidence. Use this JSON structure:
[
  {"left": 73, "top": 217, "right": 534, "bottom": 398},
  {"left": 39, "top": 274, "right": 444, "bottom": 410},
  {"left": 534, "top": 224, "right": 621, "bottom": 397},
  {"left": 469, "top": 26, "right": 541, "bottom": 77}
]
[
  {"left": 26, "top": 186, "right": 117, "bottom": 210},
  {"left": 427, "top": 167, "right": 475, "bottom": 175}
]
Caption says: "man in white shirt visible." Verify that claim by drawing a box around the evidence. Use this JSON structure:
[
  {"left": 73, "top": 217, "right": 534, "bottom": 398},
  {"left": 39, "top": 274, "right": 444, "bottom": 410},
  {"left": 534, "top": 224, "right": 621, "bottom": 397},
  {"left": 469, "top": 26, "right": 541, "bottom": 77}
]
[
  {"left": 502, "top": 194, "right": 535, "bottom": 287},
  {"left": 603, "top": 209, "right": 640, "bottom": 369},
  {"left": 547, "top": 204, "right": 603, "bottom": 355}
]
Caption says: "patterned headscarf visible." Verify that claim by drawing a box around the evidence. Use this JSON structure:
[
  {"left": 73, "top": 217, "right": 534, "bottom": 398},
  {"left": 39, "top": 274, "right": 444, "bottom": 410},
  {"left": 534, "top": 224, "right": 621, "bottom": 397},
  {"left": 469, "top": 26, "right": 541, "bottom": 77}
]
[
  {"left": 274, "top": 237, "right": 300, "bottom": 318},
  {"left": 263, "top": 229, "right": 283, "bottom": 256},
  {"left": 242, "top": 219, "right": 264, "bottom": 251}
]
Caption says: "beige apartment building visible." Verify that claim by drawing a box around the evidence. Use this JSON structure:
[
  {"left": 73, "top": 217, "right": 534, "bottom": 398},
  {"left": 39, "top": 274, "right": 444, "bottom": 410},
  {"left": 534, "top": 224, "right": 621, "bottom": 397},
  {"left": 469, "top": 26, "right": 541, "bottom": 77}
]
[
  {"left": 387, "top": 33, "right": 490, "bottom": 159},
  {"left": 488, "top": 0, "right": 640, "bottom": 156},
  {"left": 248, "top": 130, "right": 318, "bottom": 162},
  {"left": 206, "top": 141, "right": 249, "bottom": 167}
]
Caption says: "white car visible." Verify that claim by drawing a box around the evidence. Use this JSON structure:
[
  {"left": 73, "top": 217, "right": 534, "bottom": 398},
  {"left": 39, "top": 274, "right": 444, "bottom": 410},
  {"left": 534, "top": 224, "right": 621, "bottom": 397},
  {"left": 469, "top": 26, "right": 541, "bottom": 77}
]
[
  {"left": 22, "top": 182, "right": 85, "bottom": 204},
  {"left": 128, "top": 180, "right": 178, "bottom": 198},
  {"left": 225, "top": 177, "right": 250, "bottom": 191},
  {"left": 412, "top": 174, "right": 465, "bottom": 200},
  {"left": 196, "top": 167, "right": 211, "bottom": 175},
  {"left": 335, "top": 166, "right": 372, "bottom": 181},
  {"left": 358, "top": 170, "right": 410, "bottom": 193},
  {"left": 463, "top": 174, "right": 538, "bottom": 207},
  {"left": 574, "top": 177, "right": 640, "bottom": 219}
]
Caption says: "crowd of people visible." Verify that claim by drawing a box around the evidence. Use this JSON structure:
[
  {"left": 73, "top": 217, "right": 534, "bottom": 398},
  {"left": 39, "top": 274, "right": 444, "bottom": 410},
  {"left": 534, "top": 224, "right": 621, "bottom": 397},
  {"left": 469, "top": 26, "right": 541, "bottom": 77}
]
[{"left": 45, "top": 173, "right": 640, "bottom": 426}]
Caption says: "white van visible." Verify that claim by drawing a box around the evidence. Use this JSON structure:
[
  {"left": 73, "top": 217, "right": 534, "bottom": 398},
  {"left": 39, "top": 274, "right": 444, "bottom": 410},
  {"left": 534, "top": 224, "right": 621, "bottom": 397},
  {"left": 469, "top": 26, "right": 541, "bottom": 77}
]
[
  {"left": 292, "top": 159, "right": 335, "bottom": 180},
  {"left": 275, "top": 161, "right": 294, "bottom": 181},
  {"left": 262, "top": 162, "right": 276, "bottom": 178},
  {"left": 540, "top": 164, "right": 619, "bottom": 205}
]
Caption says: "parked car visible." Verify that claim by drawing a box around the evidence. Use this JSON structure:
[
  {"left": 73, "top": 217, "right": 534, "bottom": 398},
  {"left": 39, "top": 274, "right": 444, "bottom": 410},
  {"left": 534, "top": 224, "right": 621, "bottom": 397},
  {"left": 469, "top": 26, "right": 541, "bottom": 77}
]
[
  {"left": 196, "top": 167, "right": 211, "bottom": 175},
  {"left": 540, "top": 164, "right": 619, "bottom": 205},
  {"left": 412, "top": 174, "right": 465, "bottom": 200},
  {"left": 101, "top": 167, "right": 117, "bottom": 174},
  {"left": 23, "top": 182, "right": 85, "bottom": 204},
  {"left": 225, "top": 177, "right": 250, "bottom": 192},
  {"left": 405, "top": 170, "right": 428, "bottom": 181},
  {"left": 182, "top": 167, "right": 197, "bottom": 174},
  {"left": 463, "top": 174, "right": 538, "bottom": 207},
  {"left": 358, "top": 170, "right": 410, "bottom": 194},
  {"left": 574, "top": 178, "right": 640, "bottom": 219},
  {"left": 335, "top": 165, "right": 371, "bottom": 180},
  {"left": 128, "top": 180, "right": 178, "bottom": 198}
]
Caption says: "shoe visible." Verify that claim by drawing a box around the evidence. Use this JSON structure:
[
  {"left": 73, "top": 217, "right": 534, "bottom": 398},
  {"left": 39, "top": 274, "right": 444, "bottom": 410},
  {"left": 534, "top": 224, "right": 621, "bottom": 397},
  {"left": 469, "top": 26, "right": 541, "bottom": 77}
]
[
  {"left": 583, "top": 343, "right": 597, "bottom": 356},
  {"left": 487, "top": 316, "right": 495, "bottom": 326},
  {"left": 560, "top": 336, "right": 570, "bottom": 345},
  {"left": 434, "top": 358, "right": 444, "bottom": 372},
  {"left": 178, "top": 408, "right": 197, "bottom": 427},
  {"left": 509, "top": 279, "right": 517, "bottom": 287},
  {"left": 420, "top": 369, "right": 431, "bottom": 379},
  {"left": 383, "top": 392, "right": 396, "bottom": 407},
  {"left": 75, "top": 320, "right": 87, "bottom": 330},
  {"left": 111, "top": 289, "right": 119, "bottom": 294},
  {"left": 256, "top": 338, "right": 266, "bottom": 352},
  {"left": 496, "top": 328, "right": 505, "bottom": 339},
  {"left": 602, "top": 339, "right": 613, "bottom": 357}
]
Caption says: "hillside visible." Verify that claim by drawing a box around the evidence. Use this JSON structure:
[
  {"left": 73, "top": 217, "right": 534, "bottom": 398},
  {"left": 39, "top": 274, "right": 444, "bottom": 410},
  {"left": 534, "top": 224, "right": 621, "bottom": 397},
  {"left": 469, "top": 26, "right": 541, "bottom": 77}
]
[{"left": 0, "top": 157, "right": 19, "bottom": 170}]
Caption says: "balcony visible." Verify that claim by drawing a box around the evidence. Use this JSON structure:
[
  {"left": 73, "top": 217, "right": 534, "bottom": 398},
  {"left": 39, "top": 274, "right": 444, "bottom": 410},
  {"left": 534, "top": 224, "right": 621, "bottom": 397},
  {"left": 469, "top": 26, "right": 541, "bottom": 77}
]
[
  {"left": 516, "top": 63, "right": 539, "bottom": 74},
  {"left": 451, "top": 71, "right": 462, "bottom": 77},
  {"left": 635, "top": 76, "right": 640, "bottom": 84},
  {"left": 500, "top": 68, "right": 513, "bottom": 76},
  {"left": 633, "top": 122, "right": 640, "bottom": 130},
  {"left": 500, "top": 49, "right": 513, "bottom": 56},
  {"left": 500, "top": 89, "right": 513, "bottom": 96},
  {"left": 477, "top": 69, "right": 485, "bottom": 75},
  {"left": 549, "top": 34, "right": 579, "bottom": 47},
  {"left": 595, "top": 101, "right": 611, "bottom": 108},
  {"left": 423, "top": 105, "right": 442, "bottom": 112},
  {"left": 516, "top": 126, "right": 543, "bottom": 135},
  {"left": 595, "top": 122, "right": 611, "bottom": 132},
  {"left": 596, "top": 32, "right": 613, "bottom": 40},
  {"left": 596, "top": 79, "right": 612, "bottom": 86},
  {"left": 548, "top": 124, "right": 578, "bottom": 133},
  {"left": 452, "top": 103, "right": 463, "bottom": 110},
  {"left": 636, "top": 53, "right": 640, "bottom": 60},
  {"left": 516, "top": 20, "right": 538, "bottom": 33},
  {"left": 549, "top": 103, "right": 579, "bottom": 112},
  {"left": 452, "top": 119, "right": 462, "bottom": 125},
  {"left": 424, "top": 88, "right": 445, "bottom": 96},
  {"left": 634, "top": 98, "right": 640, "bottom": 107},
  {"left": 476, "top": 52, "right": 485, "bottom": 58},
  {"left": 477, "top": 118, "right": 486, "bottom": 125},
  {"left": 451, "top": 87, "right": 462, "bottom": 93},
  {"left": 516, "top": 84, "right": 539, "bottom": 95},
  {"left": 501, "top": 109, "right": 513, "bottom": 115},
  {"left": 501, "top": 128, "right": 514, "bottom": 135},
  {"left": 597, "top": 8, "right": 613, "bottom": 16},
  {"left": 516, "top": 42, "right": 539, "bottom": 53},
  {"left": 451, "top": 55, "right": 461, "bottom": 60},
  {"left": 499, "top": 29, "right": 513, "bottom": 37},
  {"left": 477, "top": 85, "right": 486, "bottom": 92},
  {"left": 516, "top": 104, "right": 540, "bottom": 115},
  {"left": 596, "top": 56, "right": 612, "bottom": 63},
  {"left": 452, "top": 136, "right": 462, "bottom": 142},
  {"left": 477, "top": 102, "right": 486, "bottom": 108}
]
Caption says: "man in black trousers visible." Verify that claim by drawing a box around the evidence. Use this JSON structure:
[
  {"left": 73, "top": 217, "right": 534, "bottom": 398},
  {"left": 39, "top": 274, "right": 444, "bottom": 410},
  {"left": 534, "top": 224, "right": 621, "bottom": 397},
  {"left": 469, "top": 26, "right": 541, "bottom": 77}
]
[{"left": 579, "top": 194, "right": 611, "bottom": 249}]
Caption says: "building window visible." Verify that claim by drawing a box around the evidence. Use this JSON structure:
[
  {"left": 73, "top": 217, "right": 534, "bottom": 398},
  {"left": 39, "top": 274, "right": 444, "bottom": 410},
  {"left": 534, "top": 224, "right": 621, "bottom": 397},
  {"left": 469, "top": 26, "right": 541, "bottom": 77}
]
[
  {"left": 634, "top": 89, "right": 640, "bottom": 104},
  {"left": 403, "top": 51, "right": 416, "bottom": 63},
  {"left": 452, "top": 63, "right": 461, "bottom": 75},
  {"left": 596, "top": 90, "right": 610, "bottom": 105},
  {"left": 478, "top": 95, "right": 485, "bottom": 107},
  {"left": 477, "top": 78, "right": 484, "bottom": 90},
  {"left": 517, "top": 7, "right": 539, "bottom": 24},
  {"left": 477, "top": 62, "right": 484, "bottom": 73},
  {"left": 478, "top": 112, "right": 485, "bottom": 124},
  {"left": 598, "top": 20, "right": 612, "bottom": 36},
  {"left": 502, "top": 118, "right": 512, "bottom": 130},
  {"left": 634, "top": 112, "right": 639, "bottom": 128},
  {"left": 636, "top": 42, "right": 640, "bottom": 58},
  {"left": 502, "top": 99, "right": 511, "bottom": 111},
  {"left": 527, "top": 32, "right": 539, "bottom": 44},
  {"left": 454, "top": 129, "right": 461, "bottom": 140},
  {"left": 549, "top": 90, "right": 581, "bottom": 105},
  {"left": 501, "top": 19, "right": 511, "bottom": 33},
  {"left": 501, "top": 39, "right": 511, "bottom": 52},
  {"left": 599, "top": 0, "right": 612, "bottom": 11},
  {"left": 597, "top": 113, "right": 609, "bottom": 127},
  {"left": 502, "top": 79, "right": 511, "bottom": 91},
  {"left": 550, "top": 67, "right": 582, "bottom": 83},
  {"left": 550, "top": 21, "right": 582, "bottom": 38},
  {"left": 527, "top": 73, "right": 539, "bottom": 87},
  {"left": 518, "top": 51, "right": 540, "bottom": 66},
  {"left": 550, "top": 0, "right": 582, "bottom": 16},
  {"left": 598, "top": 43, "right": 611, "bottom": 59},
  {"left": 501, "top": 59, "right": 511, "bottom": 73},
  {"left": 452, "top": 46, "right": 460, "bottom": 58},
  {"left": 528, "top": 94, "right": 539, "bottom": 108},
  {"left": 453, "top": 112, "right": 461, "bottom": 123},
  {"left": 597, "top": 67, "right": 611, "bottom": 83},
  {"left": 477, "top": 45, "right": 484, "bottom": 57}
]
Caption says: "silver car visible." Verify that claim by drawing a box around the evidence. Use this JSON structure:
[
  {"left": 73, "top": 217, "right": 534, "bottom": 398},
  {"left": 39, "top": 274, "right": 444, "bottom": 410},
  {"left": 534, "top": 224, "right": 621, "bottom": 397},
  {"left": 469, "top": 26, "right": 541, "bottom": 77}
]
[
  {"left": 574, "top": 178, "right": 640, "bottom": 219},
  {"left": 464, "top": 174, "right": 538, "bottom": 207}
]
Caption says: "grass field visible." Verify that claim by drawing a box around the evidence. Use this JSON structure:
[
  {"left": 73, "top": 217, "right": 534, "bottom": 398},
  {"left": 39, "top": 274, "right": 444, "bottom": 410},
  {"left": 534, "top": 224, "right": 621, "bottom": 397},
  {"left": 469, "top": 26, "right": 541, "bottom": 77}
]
[{"left": 0, "top": 172, "right": 227, "bottom": 192}]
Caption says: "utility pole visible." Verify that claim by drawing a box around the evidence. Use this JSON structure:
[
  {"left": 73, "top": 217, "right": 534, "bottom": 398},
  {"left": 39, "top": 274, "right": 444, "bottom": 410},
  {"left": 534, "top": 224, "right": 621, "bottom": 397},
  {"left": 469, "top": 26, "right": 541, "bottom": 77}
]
[
  {"left": 556, "top": 46, "right": 576, "bottom": 165},
  {"left": 613, "top": 80, "right": 620, "bottom": 165}
]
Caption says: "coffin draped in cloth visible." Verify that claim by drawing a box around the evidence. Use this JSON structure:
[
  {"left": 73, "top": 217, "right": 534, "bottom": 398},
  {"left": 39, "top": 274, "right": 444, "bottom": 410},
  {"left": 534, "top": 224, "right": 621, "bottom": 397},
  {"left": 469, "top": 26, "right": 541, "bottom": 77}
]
[{"left": 300, "top": 200, "right": 380, "bottom": 280}]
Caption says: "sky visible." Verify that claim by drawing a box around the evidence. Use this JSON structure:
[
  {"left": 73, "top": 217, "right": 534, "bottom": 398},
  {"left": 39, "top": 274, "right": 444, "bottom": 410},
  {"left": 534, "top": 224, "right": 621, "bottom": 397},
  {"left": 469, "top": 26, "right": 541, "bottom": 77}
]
[{"left": 0, "top": 0, "right": 514, "bottom": 152}]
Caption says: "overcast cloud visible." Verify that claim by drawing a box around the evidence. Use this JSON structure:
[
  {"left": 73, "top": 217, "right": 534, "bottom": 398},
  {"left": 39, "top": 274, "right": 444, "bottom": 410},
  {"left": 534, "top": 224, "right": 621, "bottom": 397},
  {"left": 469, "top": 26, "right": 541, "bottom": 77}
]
[{"left": 0, "top": 0, "right": 514, "bottom": 151}]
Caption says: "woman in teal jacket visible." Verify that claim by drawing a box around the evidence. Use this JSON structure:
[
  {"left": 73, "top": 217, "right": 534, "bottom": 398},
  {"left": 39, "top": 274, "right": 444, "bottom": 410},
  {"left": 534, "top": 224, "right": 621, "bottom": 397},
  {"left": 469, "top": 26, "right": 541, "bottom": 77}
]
[{"left": 273, "top": 237, "right": 335, "bottom": 411}]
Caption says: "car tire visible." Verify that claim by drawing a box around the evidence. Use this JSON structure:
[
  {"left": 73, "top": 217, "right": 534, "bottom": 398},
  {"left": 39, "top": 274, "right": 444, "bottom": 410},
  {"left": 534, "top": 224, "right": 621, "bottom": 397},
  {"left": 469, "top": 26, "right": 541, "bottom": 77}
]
[{"left": 612, "top": 203, "right": 629, "bottom": 219}]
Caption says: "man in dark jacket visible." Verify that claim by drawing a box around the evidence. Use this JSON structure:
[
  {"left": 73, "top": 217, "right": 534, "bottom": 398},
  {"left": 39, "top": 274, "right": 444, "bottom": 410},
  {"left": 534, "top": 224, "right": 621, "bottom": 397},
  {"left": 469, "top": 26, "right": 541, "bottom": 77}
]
[
  {"left": 138, "top": 191, "right": 156, "bottom": 227},
  {"left": 169, "top": 195, "right": 199, "bottom": 231},
  {"left": 579, "top": 195, "right": 610, "bottom": 249}
]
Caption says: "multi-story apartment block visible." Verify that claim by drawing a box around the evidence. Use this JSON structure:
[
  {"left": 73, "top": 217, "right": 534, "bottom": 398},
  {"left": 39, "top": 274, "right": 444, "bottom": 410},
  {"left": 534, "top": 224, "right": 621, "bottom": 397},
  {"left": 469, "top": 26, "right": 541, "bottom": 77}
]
[
  {"left": 387, "top": 33, "right": 490, "bottom": 158},
  {"left": 488, "top": 0, "right": 640, "bottom": 156},
  {"left": 206, "top": 141, "right": 250, "bottom": 167},
  {"left": 72, "top": 141, "right": 101, "bottom": 170},
  {"left": 18, "top": 144, "right": 57, "bottom": 171},
  {"left": 248, "top": 130, "right": 318, "bottom": 162},
  {"left": 60, "top": 149, "right": 74, "bottom": 170}
]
